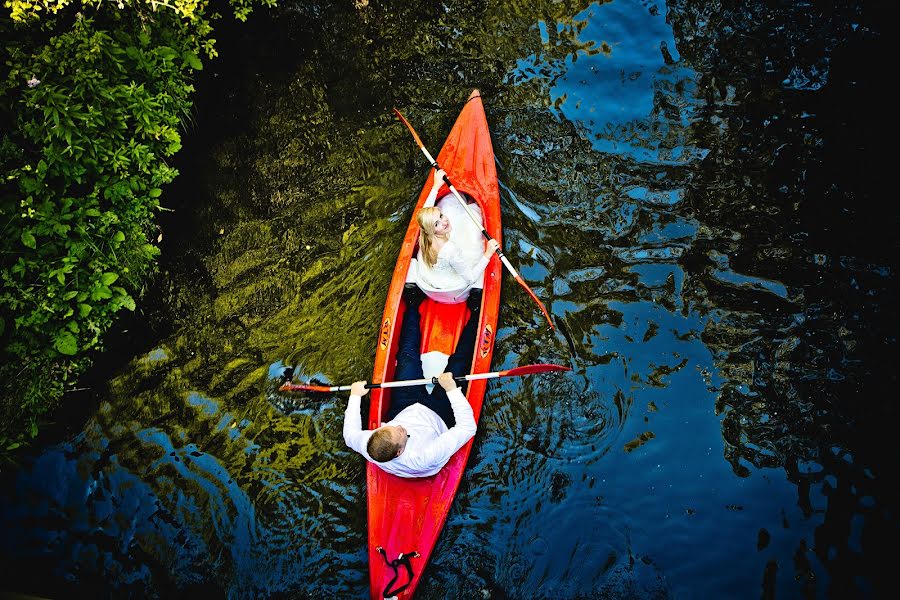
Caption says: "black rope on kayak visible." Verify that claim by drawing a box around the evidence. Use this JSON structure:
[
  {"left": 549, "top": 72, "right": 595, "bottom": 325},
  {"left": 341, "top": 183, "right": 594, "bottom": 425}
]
[{"left": 376, "top": 546, "right": 420, "bottom": 598}]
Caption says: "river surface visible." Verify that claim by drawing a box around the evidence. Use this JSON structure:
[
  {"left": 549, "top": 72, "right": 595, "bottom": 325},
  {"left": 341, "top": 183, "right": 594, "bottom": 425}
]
[{"left": 1, "top": 1, "right": 894, "bottom": 598}]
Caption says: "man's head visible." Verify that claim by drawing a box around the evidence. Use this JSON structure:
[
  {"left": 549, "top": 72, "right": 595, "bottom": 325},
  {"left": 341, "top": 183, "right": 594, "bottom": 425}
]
[{"left": 367, "top": 425, "right": 410, "bottom": 462}]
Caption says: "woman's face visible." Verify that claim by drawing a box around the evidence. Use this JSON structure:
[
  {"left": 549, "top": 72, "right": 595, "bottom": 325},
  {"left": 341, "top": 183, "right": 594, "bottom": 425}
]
[{"left": 433, "top": 212, "right": 451, "bottom": 236}]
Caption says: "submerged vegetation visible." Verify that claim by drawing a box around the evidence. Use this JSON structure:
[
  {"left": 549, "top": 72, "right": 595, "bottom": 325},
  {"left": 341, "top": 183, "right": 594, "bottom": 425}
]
[{"left": 0, "top": 0, "right": 275, "bottom": 454}]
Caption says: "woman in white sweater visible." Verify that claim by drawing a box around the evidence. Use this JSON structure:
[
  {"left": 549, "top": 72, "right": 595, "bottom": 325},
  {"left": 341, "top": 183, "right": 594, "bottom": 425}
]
[{"left": 407, "top": 169, "right": 499, "bottom": 304}]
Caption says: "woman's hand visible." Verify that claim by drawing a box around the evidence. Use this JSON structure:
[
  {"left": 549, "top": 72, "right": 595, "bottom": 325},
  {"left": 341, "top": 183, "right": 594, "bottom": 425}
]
[
  {"left": 483, "top": 238, "right": 500, "bottom": 258},
  {"left": 432, "top": 169, "right": 447, "bottom": 188}
]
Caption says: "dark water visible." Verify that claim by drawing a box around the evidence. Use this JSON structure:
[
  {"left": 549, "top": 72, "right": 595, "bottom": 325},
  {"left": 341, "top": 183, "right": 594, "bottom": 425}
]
[{"left": 1, "top": 0, "right": 895, "bottom": 598}]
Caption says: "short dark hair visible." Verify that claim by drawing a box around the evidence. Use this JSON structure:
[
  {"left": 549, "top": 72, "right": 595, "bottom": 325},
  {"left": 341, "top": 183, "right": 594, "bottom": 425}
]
[{"left": 367, "top": 428, "right": 400, "bottom": 462}]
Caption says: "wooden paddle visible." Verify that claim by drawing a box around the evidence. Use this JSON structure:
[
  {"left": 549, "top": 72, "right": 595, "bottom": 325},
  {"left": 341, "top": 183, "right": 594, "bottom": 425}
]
[
  {"left": 279, "top": 363, "right": 571, "bottom": 392},
  {"left": 393, "top": 107, "right": 555, "bottom": 330}
]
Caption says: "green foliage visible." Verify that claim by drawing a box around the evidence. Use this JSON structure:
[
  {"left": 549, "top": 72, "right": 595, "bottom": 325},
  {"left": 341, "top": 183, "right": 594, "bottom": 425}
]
[
  {"left": 0, "top": 1, "right": 275, "bottom": 455},
  {"left": 5, "top": 0, "right": 277, "bottom": 27}
]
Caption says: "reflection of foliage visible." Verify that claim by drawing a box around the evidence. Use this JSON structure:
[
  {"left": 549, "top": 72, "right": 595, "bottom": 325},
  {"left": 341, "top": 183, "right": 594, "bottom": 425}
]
[
  {"left": 0, "top": 2, "right": 274, "bottom": 452},
  {"left": 343, "top": 0, "right": 601, "bottom": 104},
  {"left": 623, "top": 430, "right": 654, "bottom": 452},
  {"left": 89, "top": 352, "right": 365, "bottom": 595},
  {"left": 667, "top": 2, "right": 895, "bottom": 594},
  {"left": 669, "top": 0, "right": 894, "bottom": 473}
]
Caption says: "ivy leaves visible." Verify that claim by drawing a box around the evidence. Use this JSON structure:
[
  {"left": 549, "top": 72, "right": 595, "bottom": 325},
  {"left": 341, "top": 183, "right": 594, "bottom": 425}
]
[
  {"left": 3, "top": 15, "right": 189, "bottom": 361},
  {"left": 21, "top": 230, "right": 36, "bottom": 249},
  {"left": 53, "top": 331, "right": 77, "bottom": 355},
  {"left": 0, "top": 11, "right": 203, "bottom": 448},
  {"left": 1, "top": 0, "right": 278, "bottom": 454}
]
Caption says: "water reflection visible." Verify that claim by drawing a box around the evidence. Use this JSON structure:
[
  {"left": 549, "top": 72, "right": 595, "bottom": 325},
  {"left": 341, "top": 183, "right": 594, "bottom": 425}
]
[{"left": 1, "top": 0, "right": 892, "bottom": 598}]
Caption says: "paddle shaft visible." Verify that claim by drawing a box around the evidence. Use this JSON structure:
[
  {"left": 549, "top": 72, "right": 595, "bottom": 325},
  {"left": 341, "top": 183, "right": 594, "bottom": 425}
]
[
  {"left": 407, "top": 127, "right": 555, "bottom": 330},
  {"left": 279, "top": 364, "right": 572, "bottom": 393},
  {"left": 350, "top": 371, "right": 499, "bottom": 392},
  {"left": 296, "top": 371, "right": 515, "bottom": 393}
]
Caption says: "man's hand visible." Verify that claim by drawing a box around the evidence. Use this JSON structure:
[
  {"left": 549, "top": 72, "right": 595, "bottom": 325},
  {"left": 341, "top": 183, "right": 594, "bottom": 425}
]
[
  {"left": 437, "top": 372, "right": 458, "bottom": 392},
  {"left": 350, "top": 381, "right": 370, "bottom": 396}
]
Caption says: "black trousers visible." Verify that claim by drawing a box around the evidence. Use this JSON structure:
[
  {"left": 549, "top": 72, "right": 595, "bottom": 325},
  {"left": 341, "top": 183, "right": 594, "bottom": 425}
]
[{"left": 385, "top": 306, "right": 478, "bottom": 428}]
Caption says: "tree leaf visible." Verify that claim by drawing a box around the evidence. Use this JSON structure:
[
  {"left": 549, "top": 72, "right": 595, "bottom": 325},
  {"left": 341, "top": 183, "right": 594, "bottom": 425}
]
[
  {"left": 93, "top": 286, "right": 113, "bottom": 300},
  {"left": 21, "top": 231, "right": 36, "bottom": 249},
  {"left": 183, "top": 52, "right": 203, "bottom": 70},
  {"left": 158, "top": 46, "right": 178, "bottom": 60},
  {"left": 53, "top": 331, "right": 78, "bottom": 355}
]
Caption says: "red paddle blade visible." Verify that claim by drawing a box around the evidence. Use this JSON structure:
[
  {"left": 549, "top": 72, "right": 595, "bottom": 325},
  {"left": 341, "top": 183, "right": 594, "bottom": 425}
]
[
  {"left": 279, "top": 383, "right": 333, "bottom": 393},
  {"left": 518, "top": 279, "right": 555, "bottom": 330},
  {"left": 498, "top": 364, "right": 571, "bottom": 377},
  {"left": 393, "top": 108, "right": 426, "bottom": 150}
]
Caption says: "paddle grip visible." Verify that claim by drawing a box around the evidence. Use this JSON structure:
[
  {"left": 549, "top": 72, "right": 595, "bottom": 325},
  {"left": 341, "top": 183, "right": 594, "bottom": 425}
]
[
  {"left": 432, "top": 376, "right": 467, "bottom": 385},
  {"left": 479, "top": 230, "right": 507, "bottom": 263},
  {"left": 363, "top": 377, "right": 465, "bottom": 390},
  {"left": 481, "top": 230, "right": 504, "bottom": 255}
]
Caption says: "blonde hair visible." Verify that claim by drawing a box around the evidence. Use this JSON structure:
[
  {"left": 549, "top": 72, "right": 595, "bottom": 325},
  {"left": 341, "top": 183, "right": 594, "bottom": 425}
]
[
  {"left": 416, "top": 206, "right": 442, "bottom": 267},
  {"left": 367, "top": 428, "right": 401, "bottom": 462}
]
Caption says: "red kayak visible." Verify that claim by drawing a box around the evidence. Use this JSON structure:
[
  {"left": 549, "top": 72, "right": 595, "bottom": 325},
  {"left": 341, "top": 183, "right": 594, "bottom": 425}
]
[{"left": 366, "top": 89, "right": 501, "bottom": 599}]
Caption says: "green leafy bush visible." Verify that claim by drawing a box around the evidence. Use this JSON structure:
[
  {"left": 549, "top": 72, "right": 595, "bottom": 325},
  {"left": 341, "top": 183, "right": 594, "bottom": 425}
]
[{"left": 0, "top": 1, "right": 274, "bottom": 455}]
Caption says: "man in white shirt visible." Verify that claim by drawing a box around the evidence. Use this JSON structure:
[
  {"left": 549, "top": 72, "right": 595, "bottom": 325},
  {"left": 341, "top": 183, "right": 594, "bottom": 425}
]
[{"left": 342, "top": 289, "right": 480, "bottom": 478}]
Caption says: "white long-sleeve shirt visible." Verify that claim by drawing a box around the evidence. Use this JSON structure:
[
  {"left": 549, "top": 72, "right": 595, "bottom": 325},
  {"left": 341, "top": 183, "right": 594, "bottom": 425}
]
[{"left": 343, "top": 388, "right": 477, "bottom": 478}]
